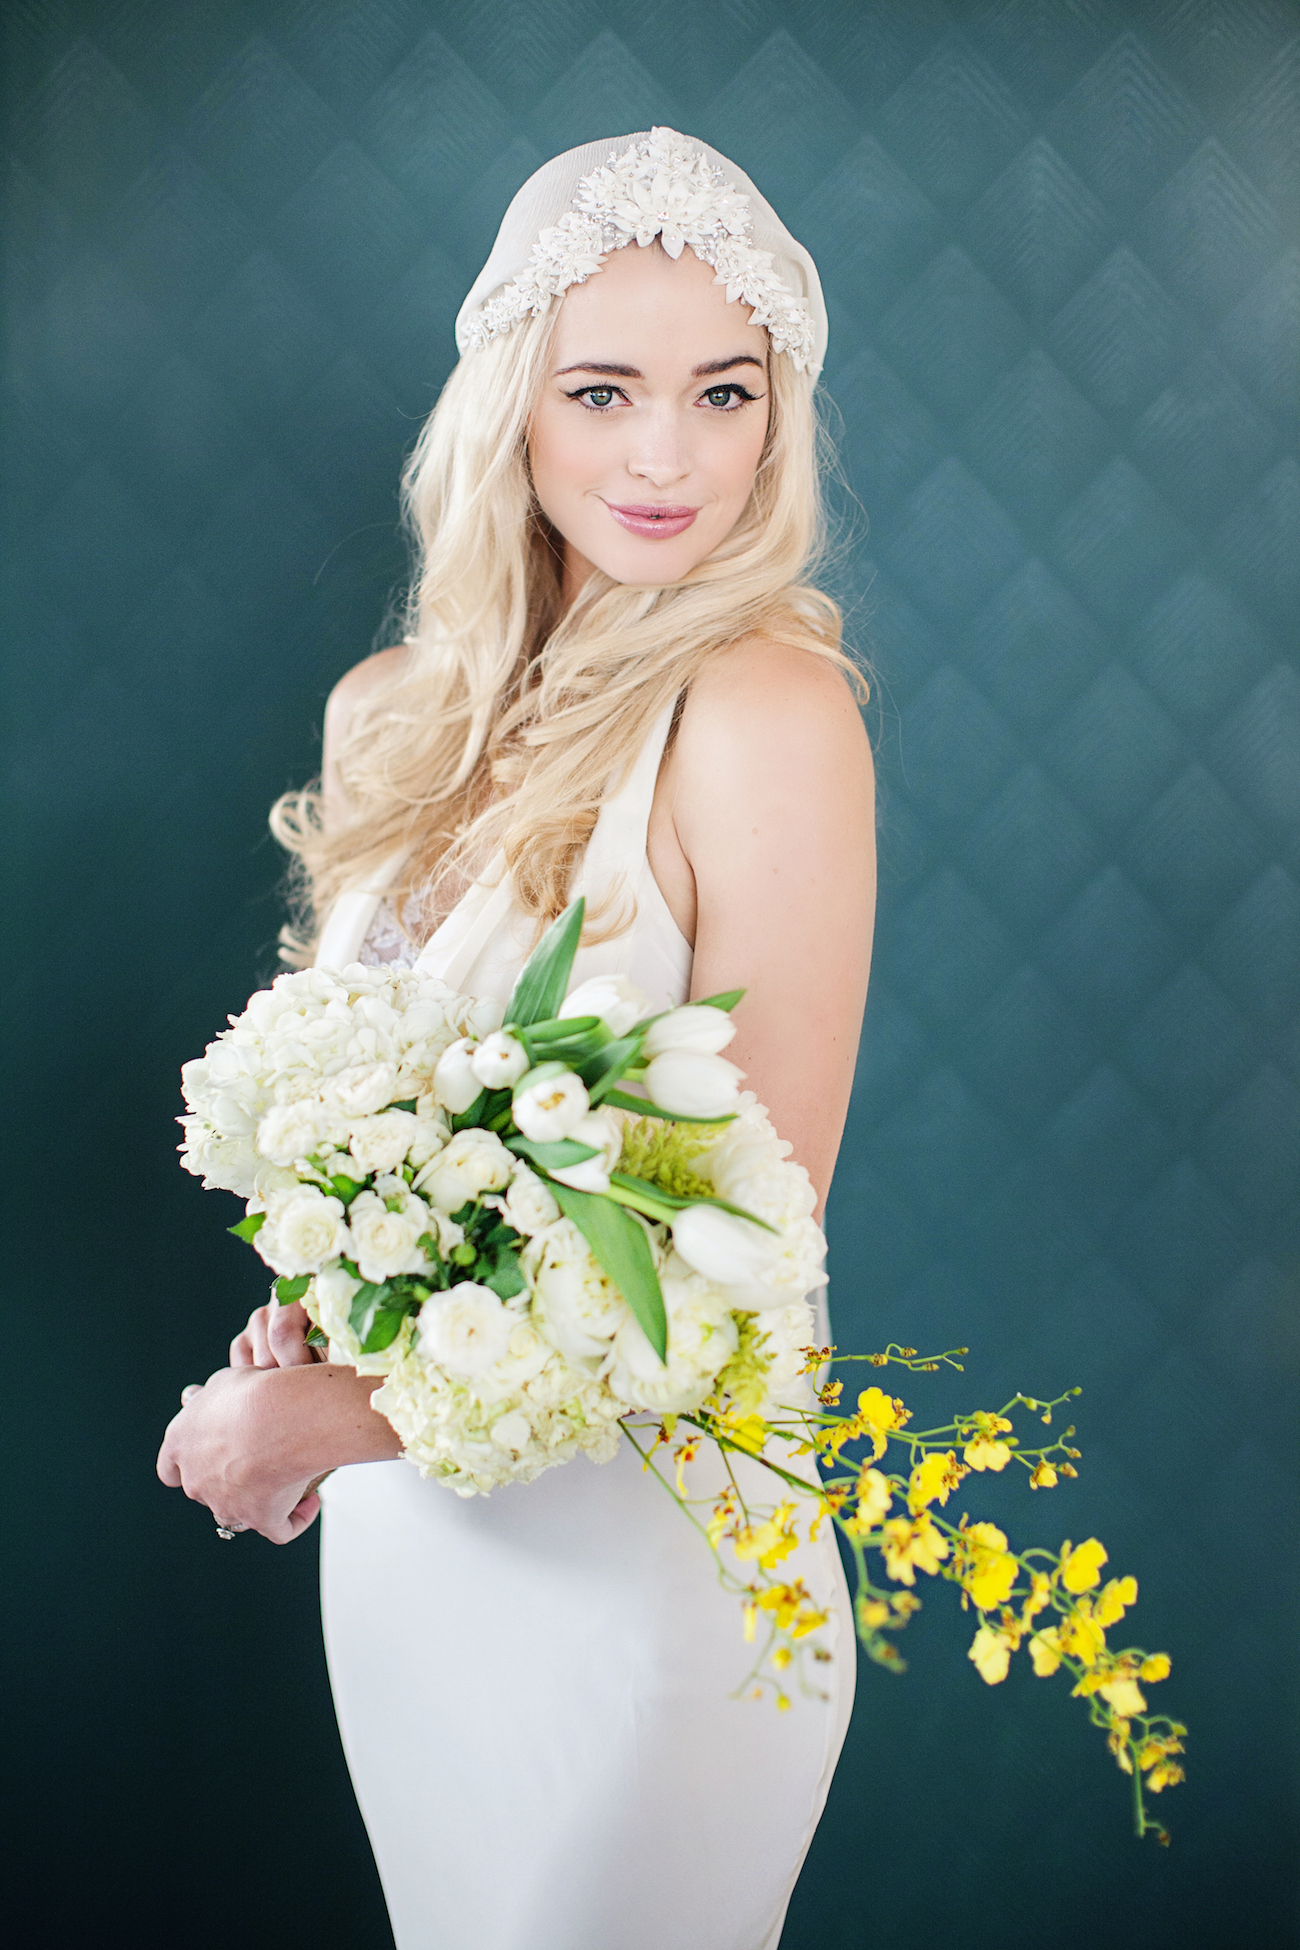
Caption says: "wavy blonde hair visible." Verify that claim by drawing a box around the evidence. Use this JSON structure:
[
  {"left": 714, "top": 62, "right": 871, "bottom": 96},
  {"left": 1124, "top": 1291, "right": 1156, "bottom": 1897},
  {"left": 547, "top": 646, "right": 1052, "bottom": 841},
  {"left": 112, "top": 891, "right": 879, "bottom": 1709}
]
[{"left": 273, "top": 282, "right": 862, "bottom": 963}]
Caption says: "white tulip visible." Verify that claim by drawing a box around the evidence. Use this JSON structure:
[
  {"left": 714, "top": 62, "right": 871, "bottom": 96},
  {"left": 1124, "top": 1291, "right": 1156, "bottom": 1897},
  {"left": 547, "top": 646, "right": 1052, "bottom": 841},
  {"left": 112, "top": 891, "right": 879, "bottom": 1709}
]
[
  {"left": 470, "top": 1031, "right": 530, "bottom": 1090},
  {"left": 512, "top": 1064, "right": 590, "bottom": 1141},
  {"left": 670, "top": 1203, "right": 782, "bottom": 1295},
  {"left": 641, "top": 1004, "right": 737, "bottom": 1058},
  {"left": 642, "top": 1050, "right": 743, "bottom": 1119},
  {"left": 547, "top": 1109, "right": 623, "bottom": 1194},
  {"left": 432, "top": 1036, "right": 482, "bottom": 1113},
  {"left": 559, "top": 975, "right": 648, "bottom": 1038}
]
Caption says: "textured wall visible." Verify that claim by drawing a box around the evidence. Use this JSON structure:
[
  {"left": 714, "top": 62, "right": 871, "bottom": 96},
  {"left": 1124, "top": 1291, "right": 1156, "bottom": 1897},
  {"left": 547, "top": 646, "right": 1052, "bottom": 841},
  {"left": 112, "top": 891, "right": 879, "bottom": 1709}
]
[{"left": 3, "top": 3, "right": 1296, "bottom": 1946}]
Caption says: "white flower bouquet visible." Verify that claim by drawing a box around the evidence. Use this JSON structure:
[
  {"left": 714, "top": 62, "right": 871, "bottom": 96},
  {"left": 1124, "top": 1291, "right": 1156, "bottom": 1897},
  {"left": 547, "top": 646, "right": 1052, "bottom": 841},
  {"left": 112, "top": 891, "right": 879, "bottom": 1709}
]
[{"left": 180, "top": 900, "right": 1186, "bottom": 1840}]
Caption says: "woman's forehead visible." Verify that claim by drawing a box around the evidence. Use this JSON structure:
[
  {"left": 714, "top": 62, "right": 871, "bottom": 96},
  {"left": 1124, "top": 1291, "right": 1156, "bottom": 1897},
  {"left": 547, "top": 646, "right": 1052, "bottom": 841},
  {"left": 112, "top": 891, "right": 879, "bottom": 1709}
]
[{"left": 552, "top": 242, "right": 768, "bottom": 365}]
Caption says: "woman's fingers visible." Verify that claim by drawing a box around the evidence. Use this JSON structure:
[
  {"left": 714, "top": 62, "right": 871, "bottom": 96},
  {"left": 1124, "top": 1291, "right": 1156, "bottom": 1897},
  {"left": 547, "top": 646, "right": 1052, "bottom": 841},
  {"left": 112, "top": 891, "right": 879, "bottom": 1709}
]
[
  {"left": 230, "top": 1329, "right": 255, "bottom": 1366},
  {"left": 267, "top": 1298, "right": 314, "bottom": 1367}
]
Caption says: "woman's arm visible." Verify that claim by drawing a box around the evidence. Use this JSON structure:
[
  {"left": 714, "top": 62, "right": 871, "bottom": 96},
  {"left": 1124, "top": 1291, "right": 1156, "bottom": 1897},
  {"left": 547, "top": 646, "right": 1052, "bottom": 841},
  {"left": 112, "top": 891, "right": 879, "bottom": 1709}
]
[{"left": 650, "top": 638, "right": 876, "bottom": 1214}]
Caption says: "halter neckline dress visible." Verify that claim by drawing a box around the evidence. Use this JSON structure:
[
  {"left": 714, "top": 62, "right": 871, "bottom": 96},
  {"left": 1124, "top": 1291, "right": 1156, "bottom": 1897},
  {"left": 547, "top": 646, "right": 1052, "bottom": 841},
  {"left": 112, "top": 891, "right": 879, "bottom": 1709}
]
[{"left": 314, "top": 702, "right": 854, "bottom": 1950}]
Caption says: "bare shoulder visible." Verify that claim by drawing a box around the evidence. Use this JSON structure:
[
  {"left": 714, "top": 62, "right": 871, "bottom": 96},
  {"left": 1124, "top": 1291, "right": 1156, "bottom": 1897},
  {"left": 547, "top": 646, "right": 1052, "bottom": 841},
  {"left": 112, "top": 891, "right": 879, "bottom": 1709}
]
[
  {"left": 322, "top": 644, "right": 407, "bottom": 803},
  {"left": 675, "top": 634, "right": 872, "bottom": 793}
]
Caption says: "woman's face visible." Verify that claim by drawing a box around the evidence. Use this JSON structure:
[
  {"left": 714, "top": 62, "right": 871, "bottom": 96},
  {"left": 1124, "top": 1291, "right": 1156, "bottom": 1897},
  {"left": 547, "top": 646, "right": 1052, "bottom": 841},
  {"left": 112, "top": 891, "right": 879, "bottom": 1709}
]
[{"left": 528, "top": 243, "right": 771, "bottom": 597}]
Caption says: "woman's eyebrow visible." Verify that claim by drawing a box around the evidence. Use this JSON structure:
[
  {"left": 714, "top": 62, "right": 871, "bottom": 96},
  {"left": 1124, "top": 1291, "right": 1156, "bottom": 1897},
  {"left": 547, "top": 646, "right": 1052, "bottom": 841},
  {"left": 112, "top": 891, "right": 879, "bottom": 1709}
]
[{"left": 554, "top": 355, "right": 767, "bottom": 379}]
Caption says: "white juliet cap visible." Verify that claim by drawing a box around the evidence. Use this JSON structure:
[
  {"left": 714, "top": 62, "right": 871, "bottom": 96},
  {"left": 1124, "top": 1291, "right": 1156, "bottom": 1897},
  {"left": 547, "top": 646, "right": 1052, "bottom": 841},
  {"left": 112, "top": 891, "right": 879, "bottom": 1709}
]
[{"left": 455, "top": 127, "right": 828, "bottom": 380}]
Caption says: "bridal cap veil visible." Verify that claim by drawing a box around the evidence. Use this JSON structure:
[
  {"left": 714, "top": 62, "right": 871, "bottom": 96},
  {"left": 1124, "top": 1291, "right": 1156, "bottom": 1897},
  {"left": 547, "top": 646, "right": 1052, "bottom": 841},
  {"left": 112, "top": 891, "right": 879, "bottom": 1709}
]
[{"left": 455, "top": 127, "right": 828, "bottom": 379}]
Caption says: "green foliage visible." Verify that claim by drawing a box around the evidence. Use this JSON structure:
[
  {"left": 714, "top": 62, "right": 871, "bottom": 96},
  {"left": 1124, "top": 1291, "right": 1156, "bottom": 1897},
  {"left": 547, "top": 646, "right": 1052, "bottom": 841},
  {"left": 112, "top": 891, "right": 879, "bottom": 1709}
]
[
  {"left": 507, "top": 1135, "right": 599, "bottom": 1170},
  {"left": 714, "top": 1313, "right": 775, "bottom": 1417},
  {"left": 227, "top": 1212, "right": 265, "bottom": 1242},
  {"left": 616, "top": 1116, "right": 721, "bottom": 1200},
  {"left": 274, "top": 1274, "right": 311, "bottom": 1306},
  {"left": 551, "top": 1183, "right": 667, "bottom": 1362},
  {"left": 504, "top": 897, "right": 585, "bottom": 1027}
]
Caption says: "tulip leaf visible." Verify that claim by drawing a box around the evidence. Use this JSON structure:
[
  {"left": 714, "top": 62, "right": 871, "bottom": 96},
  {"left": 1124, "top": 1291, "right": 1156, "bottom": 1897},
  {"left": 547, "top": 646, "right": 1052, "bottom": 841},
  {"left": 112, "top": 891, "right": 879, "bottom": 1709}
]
[
  {"left": 602, "top": 1087, "right": 736, "bottom": 1126},
  {"left": 505, "top": 897, "right": 585, "bottom": 1028},
  {"left": 506, "top": 1135, "right": 600, "bottom": 1169},
  {"left": 550, "top": 1185, "right": 668, "bottom": 1363},
  {"left": 526, "top": 1015, "right": 603, "bottom": 1043},
  {"left": 450, "top": 1088, "right": 490, "bottom": 1133},
  {"left": 694, "top": 989, "right": 745, "bottom": 1012},
  {"left": 274, "top": 1274, "right": 311, "bottom": 1306},
  {"left": 607, "top": 1173, "right": 777, "bottom": 1231},
  {"left": 582, "top": 1034, "right": 644, "bottom": 1101},
  {"left": 228, "top": 1212, "right": 265, "bottom": 1242}
]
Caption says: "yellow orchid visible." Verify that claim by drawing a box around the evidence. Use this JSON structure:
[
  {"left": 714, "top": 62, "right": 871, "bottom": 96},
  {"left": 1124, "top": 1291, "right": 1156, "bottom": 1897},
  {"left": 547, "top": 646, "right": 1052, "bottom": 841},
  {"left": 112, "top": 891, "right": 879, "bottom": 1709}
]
[
  {"left": 858, "top": 1597, "right": 891, "bottom": 1629},
  {"left": 757, "top": 1581, "right": 828, "bottom": 1636},
  {"left": 1060, "top": 1537, "right": 1108, "bottom": 1593},
  {"left": 1058, "top": 1603, "right": 1107, "bottom": 1666},
  {"left": 881, "top": 1511, "right": 950, "bottom": 1584},
  {"left": 843, "top": 1465, "right": 892, "bottom": 1535},
  {"left": 968, "top": 1623, "right": 1015, "bottom": 1685},
  {"left": 1094, "top": 1574, "right": 1138, "bottom": 1625},
  {"left": 718, "top": 1410, "right": 766, "bottom": 1455},
  {"left": 1140, "top": 1653, "right": 1171, "bottom": 1683},
  {"left": 958, "top": 1521, "right": 1019, "bottom": 1611},
  {"left": 1029, "top": 1627, "right": 1062, "bottom": 1676},
  {"left": 1021, "top": 1571, "right": 1051, "bottom": 1625},
  {"left": 964, "top": 1434, "right": 1013, "bottom": 1471},
  {"left": 1029, "top": 1459, "right": 1058, "bottom": 1489},
  {"left": 857, "top": 1385, "right": 909, "bottom": 1460},
  {"left": 907, "top": 1448, "right": 965, "bottom": 1513},
  {"left": 733, "top": 1500, "right": 799, "bottom": 1571},
  {"left": 1099, "top": 1676, "right": 1148, "bottom": 1717}
]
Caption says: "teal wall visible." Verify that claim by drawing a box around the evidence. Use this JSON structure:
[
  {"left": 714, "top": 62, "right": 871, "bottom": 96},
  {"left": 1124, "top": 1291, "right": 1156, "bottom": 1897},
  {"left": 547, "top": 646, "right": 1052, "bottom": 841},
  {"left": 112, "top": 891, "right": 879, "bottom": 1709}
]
[{"left": 3, "top": 4, "right": 1296, "bottom": 1944}]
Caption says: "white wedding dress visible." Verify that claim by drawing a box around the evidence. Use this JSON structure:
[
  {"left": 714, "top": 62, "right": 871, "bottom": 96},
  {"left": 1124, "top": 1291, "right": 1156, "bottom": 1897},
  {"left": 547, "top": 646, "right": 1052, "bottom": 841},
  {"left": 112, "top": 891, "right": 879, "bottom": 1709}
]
[{"left": 313, "top": 704, "right": 855, "bottom": 1950}]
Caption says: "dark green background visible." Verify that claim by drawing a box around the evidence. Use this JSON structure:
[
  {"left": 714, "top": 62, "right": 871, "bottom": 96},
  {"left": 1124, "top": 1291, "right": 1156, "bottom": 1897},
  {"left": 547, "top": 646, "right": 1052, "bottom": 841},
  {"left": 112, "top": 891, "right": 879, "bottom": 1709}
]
[{"left": 3, "top": 2, "right": 1296, "bottom": 1944}]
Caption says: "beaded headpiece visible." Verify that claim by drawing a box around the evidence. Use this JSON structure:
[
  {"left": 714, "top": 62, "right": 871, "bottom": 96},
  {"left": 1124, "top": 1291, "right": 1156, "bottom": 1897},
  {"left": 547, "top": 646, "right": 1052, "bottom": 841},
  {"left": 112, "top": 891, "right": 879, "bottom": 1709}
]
[{"left": 455, "top": 128, "right": 827, "bottom": 378}]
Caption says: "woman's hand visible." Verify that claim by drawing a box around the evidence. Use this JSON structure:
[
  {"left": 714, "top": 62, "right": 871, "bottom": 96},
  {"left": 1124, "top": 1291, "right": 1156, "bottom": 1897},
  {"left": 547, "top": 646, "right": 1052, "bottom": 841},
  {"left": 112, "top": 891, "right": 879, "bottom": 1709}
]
[
  {"left": 156, "top": 1363, "right": 402, "bottom": 1544},
  {"left": 231, "top": 1297, "right": 315, "bottom": 1369}
]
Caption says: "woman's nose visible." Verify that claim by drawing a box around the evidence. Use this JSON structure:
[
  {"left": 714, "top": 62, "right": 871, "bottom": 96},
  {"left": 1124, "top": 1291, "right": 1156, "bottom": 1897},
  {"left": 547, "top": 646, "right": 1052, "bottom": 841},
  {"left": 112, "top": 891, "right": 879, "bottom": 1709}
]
[{"left": 626, "top": 410, "right": 689, "bottom": 488}]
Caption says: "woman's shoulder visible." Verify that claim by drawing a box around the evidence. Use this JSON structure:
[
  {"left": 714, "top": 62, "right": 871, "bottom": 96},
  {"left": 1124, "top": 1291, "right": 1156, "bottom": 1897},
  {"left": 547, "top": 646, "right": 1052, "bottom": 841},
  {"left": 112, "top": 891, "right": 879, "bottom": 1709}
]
[
  {"left": 321, "top": 644, "right": 408, "bottom": 802},
  {"left": 677, "top": 634, "right": 870, "bottom": 773}
]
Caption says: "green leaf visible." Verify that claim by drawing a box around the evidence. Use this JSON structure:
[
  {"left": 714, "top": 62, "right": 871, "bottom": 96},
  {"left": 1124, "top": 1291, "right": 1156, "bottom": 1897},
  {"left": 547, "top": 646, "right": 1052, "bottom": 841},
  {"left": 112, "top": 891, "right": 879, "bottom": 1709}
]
[
  {"left": 550, "top": 1185, "right": 667, "bottom": 1363},
  {"left": 482, "top": 1255, "right": 527, "bottom": 1301},
  {"left": 361, "top": 1307, "right": 407, "bottom": 1354},
  {"left": 329, "top": 1173, "right": 366, "bottom": 1204},
  {"left": 348, "top": 1280, "right": 388, "bottom": 1341},
  {"left": 608, "top": 1174, "right": 778, "bottom": 1232},
  {"left": 504, "top": 897, "right": 585, "bottom": 1027},
  {"left": 601, "top": 1087, "right": 736, "bottom": 1126},
  {"left": 228, "top": 1212, "right": 265, "bottom": 1242},
  {"left": 306, "top": 1326, "right": 328, "bottom": 1350},
  {"left": 274, "top": 1274, "right": 311, "bottom": 1306},
  {"left": 582, "top": 1033, "right": 644, "bottom": 1102},
  {"left": 525, "top": 1014, "right": 602, "bottom": 1043},
  {"left": 507, "top": 1135, "right": 600, "bottom": 1169},
  {"left": 390, "top": 1097, "right": 418, "bottom": 1113},
  {"left": 694, "top": 989, "right": 745, "bottom": 1012},
  {"left": 450, "top": 1088, "right": 489, "bottom": 1133}
]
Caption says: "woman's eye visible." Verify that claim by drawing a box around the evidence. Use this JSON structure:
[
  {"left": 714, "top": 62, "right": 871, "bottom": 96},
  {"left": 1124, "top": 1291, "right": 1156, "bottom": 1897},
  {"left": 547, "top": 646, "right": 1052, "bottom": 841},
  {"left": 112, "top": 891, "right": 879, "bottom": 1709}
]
[
  {"left": 580, "top": 387, "right": 617, "bottom": 408},
  {"left": 701, "top": 385, "right": 754, "bottom": 410}
]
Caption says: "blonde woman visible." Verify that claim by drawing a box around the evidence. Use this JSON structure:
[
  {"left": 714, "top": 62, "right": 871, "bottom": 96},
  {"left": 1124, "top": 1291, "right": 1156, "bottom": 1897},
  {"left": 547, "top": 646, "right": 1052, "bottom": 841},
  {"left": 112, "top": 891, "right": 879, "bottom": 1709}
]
[{"left": 159, "top": 131, "right": 875, "bottom": 1949}]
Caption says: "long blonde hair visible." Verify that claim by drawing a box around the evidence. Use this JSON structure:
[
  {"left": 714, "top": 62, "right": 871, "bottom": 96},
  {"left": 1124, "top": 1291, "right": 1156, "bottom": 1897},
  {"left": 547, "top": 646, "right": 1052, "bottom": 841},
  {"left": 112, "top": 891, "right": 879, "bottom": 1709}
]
[{"left": 273, "top": 289, "right": 862, "bottom": 963}]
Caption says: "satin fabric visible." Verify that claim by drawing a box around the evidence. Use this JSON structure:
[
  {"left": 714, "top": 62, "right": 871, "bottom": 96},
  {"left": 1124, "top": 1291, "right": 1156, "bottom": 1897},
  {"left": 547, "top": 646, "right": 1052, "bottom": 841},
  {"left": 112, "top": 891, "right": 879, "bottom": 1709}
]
[{"left": 317, "top": 705, "right": 855, "bottom": 1949}]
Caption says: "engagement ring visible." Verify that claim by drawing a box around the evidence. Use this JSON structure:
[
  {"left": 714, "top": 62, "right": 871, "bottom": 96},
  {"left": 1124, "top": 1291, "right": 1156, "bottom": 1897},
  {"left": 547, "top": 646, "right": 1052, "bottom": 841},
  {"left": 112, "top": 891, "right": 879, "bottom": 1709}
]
[{"left": 215, "top": 1518, "right": 245, "bottom": 1540}]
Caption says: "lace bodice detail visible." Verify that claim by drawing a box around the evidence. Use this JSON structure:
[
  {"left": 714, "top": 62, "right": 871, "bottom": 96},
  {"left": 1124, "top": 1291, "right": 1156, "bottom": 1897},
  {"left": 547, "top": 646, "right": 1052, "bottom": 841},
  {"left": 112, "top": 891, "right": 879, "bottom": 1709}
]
[{"left": 359, "top": 896, "right": 418, "bottom": 971}]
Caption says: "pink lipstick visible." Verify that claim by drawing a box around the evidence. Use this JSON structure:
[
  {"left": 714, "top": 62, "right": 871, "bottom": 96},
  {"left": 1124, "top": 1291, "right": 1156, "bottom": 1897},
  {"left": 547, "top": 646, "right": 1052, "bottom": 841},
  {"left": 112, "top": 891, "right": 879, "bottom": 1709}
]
[{"left": 606, "top": 502, "right": 699, "bottom": 539}]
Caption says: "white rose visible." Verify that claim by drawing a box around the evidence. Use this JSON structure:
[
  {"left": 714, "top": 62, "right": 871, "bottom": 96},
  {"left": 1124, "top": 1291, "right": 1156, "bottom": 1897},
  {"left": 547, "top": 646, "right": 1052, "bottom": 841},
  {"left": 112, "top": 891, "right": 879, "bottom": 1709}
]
[
  {"left": 177, "top": 1119, "right": 263, "bottom": 1197},
  {"left": 326, "top": 1061, "right": 399, "bottom": 1118},
  {"left": 493, "top": 1166, "right": 560, "bottom": 1236},
  {"left": 256, "top": 1098, "right": 326, "bottom": 1166},
  {"left": 605, "top": 1261, "right": 738, "bottom": 1412},
  {"left": 347, "top": 1188, "right": 431, "bottom": 1283},
  {"left": 643, "top": 1049, "right": 743, "bottom": 1119},
  {"left": 414, "top": 1128, "right": 514, "bottom": 1211},
  {"left": 525, "top": 1217, "right": 629, "bottom": 1365},
  {"left": 490, "top": 1409, "right": 534, "bottom": 1454},
  {"left": 641, "top": 1003, "right": 737, "bottom": 1057},
  {"left": 559, "top": 975, "right": 648, "bottom": 1037},
  {"left": 470, "top": 1031, "right": 530, "bottom": 1090},
  {"left": 433, "top": 1037, "right": 482, "bottom": 1113},
  {"left": 347, "top": 1109, "right": 421, "bottom": 1176},
  {"left": 406, "top": 1102, "right": 451, "bottom": 1169},
  {"left": 253, "top": 1185, "right": 351, "bottom": 1276},
  {"left": 512, "top": 1064, "right": 589, "bottom": 1141},
  {"left": 417, "top": 1283, "right": 513, "bottom": 1378},
  {"left": 547, "top": 1108, "right": 622, "bottom": 1194}
]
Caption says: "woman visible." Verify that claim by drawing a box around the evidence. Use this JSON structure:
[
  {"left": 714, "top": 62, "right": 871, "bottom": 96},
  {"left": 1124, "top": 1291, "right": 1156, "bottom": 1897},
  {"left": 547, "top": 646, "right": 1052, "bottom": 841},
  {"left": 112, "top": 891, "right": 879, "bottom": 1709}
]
[{"left": 159, "top": 130, "right": 875, "bottom": 1949}]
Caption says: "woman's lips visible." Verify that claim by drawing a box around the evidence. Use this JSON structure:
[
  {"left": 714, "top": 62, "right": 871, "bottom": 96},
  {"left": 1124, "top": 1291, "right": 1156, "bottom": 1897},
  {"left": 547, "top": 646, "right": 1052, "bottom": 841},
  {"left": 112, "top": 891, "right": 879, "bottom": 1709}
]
[{"left": 605, "top": 502, "right": 700, "bottom": 539}]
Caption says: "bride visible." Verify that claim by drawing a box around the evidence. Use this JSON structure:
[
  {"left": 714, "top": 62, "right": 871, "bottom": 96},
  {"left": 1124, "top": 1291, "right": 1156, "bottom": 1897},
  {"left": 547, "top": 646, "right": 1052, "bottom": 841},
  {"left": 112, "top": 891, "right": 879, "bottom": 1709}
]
[{"left": 158, "top": 130, "right": 875, "bottom": 1950}]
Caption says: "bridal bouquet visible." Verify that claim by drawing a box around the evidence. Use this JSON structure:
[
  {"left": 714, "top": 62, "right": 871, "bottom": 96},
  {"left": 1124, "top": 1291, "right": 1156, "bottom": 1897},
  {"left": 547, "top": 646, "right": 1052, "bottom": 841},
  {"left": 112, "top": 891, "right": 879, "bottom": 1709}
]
[{"left": 180, "top": 901, "right": 1185, "bottom": 1841}]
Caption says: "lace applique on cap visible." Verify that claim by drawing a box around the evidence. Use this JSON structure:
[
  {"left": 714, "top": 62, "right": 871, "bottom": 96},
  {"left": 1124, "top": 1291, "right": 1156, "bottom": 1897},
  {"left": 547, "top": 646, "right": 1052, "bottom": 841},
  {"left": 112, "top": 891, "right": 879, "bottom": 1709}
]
[{"left": 460, "top": 127, "right": 816, "bottom": 371}]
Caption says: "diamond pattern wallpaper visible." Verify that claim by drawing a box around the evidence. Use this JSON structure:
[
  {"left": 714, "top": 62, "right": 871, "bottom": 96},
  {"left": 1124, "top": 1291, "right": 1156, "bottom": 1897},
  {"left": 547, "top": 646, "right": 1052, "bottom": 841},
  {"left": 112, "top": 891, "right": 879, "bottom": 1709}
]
[{"left": 3, "top": 3, "right": 1296, "bottom": 1945}]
